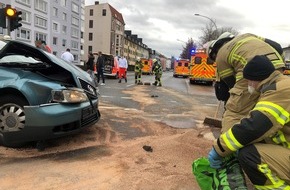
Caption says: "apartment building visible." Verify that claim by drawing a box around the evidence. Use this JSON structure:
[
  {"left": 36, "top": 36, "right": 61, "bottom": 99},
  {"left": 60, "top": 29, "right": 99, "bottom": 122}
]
[
  {"left": 84, "top": 1, "right": 125, "bottom": 60},
  {"left": 124, "top": 30, "right": 149, "bottom": 66},
  {"left": 0, "top": 0, "right": 84, "bottom": 64}
]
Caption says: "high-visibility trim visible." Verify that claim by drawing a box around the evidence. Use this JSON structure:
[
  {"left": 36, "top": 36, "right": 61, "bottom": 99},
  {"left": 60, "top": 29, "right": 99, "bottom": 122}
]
[
  {"left": 219, "top": 68, "right": 233, "bottom": 78},
  {"left": 272, "top": 131, "right": 290, "bottom": 148},
  {"left": 220, "top": 128, "right": 243, "bottom": 151},
  {"left": 253, "top": 101, "right": 289, "bottom": 126},
  {"left": 255, "top": 163, "right": 290, "bottom": 190}
]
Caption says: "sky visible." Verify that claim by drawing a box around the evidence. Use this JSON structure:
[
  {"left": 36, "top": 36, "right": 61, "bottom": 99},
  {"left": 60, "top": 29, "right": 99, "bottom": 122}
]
[{"left": 85, "top": 0, "right": 290, "bottom": 58}]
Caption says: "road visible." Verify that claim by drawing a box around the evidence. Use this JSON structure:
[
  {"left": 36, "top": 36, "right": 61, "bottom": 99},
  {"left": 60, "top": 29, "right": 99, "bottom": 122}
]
[{"left": 0, "top": 70, "right": 225, "bottom": 190}]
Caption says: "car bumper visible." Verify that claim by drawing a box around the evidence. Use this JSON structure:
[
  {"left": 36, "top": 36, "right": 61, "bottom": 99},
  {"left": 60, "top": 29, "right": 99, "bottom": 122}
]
[{"left": 0, "top": 99, "right": 101, "bottom": 146}]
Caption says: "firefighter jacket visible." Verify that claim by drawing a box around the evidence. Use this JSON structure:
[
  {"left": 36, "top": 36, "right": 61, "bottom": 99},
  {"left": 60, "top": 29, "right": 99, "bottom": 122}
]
[
  {"left": 214, "top": 71, "right": 290, "bottom": 157},
  {"left": 216, "top": 33, "right": 285, "bottom": 83},
  {"left": 134, "top": 61, "right": 143, "bottom": 73},
  {"left": 152, "top": 62, "right": 163, "bottom": 74}
]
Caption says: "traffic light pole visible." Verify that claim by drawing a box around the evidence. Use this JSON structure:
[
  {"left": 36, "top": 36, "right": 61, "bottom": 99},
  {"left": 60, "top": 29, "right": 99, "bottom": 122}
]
[{"left": 7, "top": 17, "right": 10, "bottom": 35}]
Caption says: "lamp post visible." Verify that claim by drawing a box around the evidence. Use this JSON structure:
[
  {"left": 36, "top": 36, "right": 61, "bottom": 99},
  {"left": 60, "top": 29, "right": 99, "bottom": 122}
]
[
  {"left": 194, "top": 13, "right": 218, "bottom": 31},
  {"left": 177, "top": 38, "right": 187, "bottom": 44}
]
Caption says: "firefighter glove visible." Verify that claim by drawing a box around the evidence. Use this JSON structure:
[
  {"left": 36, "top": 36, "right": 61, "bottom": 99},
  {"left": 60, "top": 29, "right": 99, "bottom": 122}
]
[{"left": 208, "top": 147, "right": 223, "bottom": 169}]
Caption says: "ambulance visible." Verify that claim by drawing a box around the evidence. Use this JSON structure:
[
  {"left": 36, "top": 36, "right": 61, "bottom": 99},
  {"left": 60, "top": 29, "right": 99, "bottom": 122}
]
[
  {"left": 173, "top": 59, "right": 190, "bottom": 78},
  {"left": 189, "top": 49, "right": 216, "bottom": 85},
  {"left": 93, "top": 53, "right": 119, "bottom": 78},
  {"left": 141, "top": 58, "right": 152, "bottom": 75}
]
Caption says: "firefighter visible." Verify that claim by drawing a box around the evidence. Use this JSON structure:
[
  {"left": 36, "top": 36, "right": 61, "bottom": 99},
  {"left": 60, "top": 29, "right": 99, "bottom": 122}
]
[
  {"left": 152, "top": 58, "right": 163, "bottom": 86},
  {"left": 208, "top": 55, "right": 290, "bottom": 189},
  {"left": 134, "top": 57, "right": 143, "bottom": 84},
  {"left": 206, "top": 32, "right": 285, "bottom": 132}
]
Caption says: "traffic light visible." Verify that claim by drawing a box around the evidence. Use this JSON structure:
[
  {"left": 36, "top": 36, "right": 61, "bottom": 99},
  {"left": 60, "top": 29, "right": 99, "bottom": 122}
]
[
  {"left": 5, "top": 5, "right": 22, "bottom": 31},
  {"left": 0, "top": 8, "right": 6, "bottom": 28}
]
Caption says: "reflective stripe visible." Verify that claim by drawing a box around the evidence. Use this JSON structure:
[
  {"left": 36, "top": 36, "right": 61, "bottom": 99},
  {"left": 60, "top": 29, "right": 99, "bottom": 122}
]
[
  {"left": 253, "top": 101, "right": 290, "bottom": 125},
  {"left": 220, "top": 128, "right": 243, "bottom": 151},
  {"left": 272, "top": 131, "right": 290, "bottom": 148},
  {"left": 219, "top": 68, "right": 233, "bottom": 78},
  {"left": 255, "top": 163, "right": 290, "bottom": 190}
]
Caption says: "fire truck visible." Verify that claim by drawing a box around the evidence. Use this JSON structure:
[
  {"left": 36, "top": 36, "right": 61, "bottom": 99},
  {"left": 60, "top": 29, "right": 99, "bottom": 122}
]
[
  {"left": 173, "top": 59, "right": 190, "bottom": 78},
  {"left": 189, "top": 49, "right": 216, "bottom": 85}
]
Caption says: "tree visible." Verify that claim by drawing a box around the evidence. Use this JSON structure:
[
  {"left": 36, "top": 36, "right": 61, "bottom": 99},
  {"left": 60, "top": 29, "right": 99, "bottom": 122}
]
[
  {"left": 198, "top": 23, "right": 239, "bottom": 46},
  {"left": 179, "top": 38, "right": 197, "bottom": 59}
]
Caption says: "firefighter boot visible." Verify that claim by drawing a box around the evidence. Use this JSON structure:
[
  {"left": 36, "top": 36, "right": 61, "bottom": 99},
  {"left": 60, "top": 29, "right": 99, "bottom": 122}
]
[{"left": 118, "top": 79, "right": 121, "bottom": 83}]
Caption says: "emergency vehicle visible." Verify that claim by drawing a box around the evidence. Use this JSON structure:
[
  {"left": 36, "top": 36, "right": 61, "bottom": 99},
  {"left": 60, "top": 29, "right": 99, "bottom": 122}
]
[
  {"left": 93, "top": 53, "right": 119, "bottom": 78},
  {"left": 141, "top": 58, "right": 152, "bottom": 75},
  {"left": 189, "top": 49, "right": 216, "bottom": 85},
  {"left": 283, "top": 60, "right": 290, "bottom": 75},
  {"left": 173, "top": 59, "right": 190, "bottom": 78}
]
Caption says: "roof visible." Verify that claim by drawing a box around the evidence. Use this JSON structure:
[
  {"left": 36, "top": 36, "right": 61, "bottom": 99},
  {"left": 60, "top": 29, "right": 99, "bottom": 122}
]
[{"left": 108, "top": 4, "right": 125, "bottom": 25}]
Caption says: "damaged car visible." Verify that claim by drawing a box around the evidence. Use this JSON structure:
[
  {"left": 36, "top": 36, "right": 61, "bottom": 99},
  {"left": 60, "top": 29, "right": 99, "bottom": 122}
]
[{"left": 0, "top": 38, "right": 101, "bottom": 147}]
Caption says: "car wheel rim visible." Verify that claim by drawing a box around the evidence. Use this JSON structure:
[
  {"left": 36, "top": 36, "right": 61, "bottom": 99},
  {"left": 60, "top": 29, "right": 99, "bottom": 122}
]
[{"left": 0, "top": 103, "right": 25, "bottom": 132}]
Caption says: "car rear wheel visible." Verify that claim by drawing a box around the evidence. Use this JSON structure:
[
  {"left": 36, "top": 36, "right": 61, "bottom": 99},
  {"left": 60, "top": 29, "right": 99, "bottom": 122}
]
[{"left": 0, "top": 95, "right": 28, "bottom": 132}]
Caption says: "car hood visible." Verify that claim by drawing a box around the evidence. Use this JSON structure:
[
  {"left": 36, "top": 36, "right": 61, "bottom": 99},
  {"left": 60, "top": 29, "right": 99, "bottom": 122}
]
[{"left": 0, "top": 40, "right": 98, "bottom": 97}]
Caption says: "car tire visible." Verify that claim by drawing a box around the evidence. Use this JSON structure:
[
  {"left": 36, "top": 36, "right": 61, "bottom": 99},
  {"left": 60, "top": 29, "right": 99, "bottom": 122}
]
[{"left": 0, "top": 95, "right": 28, "bottom": 132}]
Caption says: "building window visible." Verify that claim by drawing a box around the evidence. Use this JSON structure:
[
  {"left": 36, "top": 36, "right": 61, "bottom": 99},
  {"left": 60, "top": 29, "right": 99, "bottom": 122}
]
[
  {"left": 90, "top": 9, "right": 93, "bottom": 16},
  {"left": 89, "top": 33, "right": 93, "bottom": 41},
  {"left": 35, "top": 32, "right": 47, "bottom": 41},
  {"left": 62, "top": 12, "right": 67, "bottom": 21},
  {"left": 16, "top": 0, "right": 31, "bottom": 6},
  {"left": 35, "top": 16, "right": 47, "bottom": 28},
  {"left": 88, "top": 46, "right": 92, "bottom": 52},
  {"left": 35, "top": 0, "right": 48, "bottom": 12},
  {"left": 102, "top": 9, "right": 106, "bottom": 16},
  {"left": 16, "top": 28, "right": 31, "bottom": 40},
  {"left": 89, "top": 20, "right": 93, "bottom": 28},
  {"left": 72, "top": 3, "right": 79, "bottom": 13},
  {"left": 72, "top": 17, "right": 79, "bottom": 26},
  {"left": 53, "top": 37, "right": 57, "bottom": 45},
  {"left": 71, "top": 28, "right": 79, "bottom": 38},
  {"left": 53, "top": 23, "right": 58, "bottom": 32},
  {"left": 71, "top": 40, "right": 78, "bottom": 49},
  {"left": 21, "top": 11, "right": 31, "bottom": 23},
  {"left": 60, "top": 0, "right": 67, "bottom": 6},
  {"left": 81, "top": 31, "right": 83, "bottom": 39},
  {"left": 62, "top": 25, "right": 67, "bottom": 34},
  {"left": 62, "top": 39, "right": 66, "bottom": 47},
  {"left": 53, "top": 7, "right": 58, "bottom": 17}
]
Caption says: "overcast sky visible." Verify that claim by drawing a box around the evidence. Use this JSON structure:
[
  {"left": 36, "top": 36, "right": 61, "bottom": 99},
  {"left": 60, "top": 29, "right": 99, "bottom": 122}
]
[{"left": 85, "top": 0, "right": 290, "bottom": 58}]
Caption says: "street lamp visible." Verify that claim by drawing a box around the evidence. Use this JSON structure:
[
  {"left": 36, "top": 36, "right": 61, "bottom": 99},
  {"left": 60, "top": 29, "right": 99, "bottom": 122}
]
[
  {"left": 194, "top": 13, "right": 218, "bottom": 31},
  {"left": 177, "top": 39, "right": 186, "bottom": 44}
]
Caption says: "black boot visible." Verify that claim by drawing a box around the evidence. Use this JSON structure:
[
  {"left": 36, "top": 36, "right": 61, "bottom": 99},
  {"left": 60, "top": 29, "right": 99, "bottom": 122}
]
[{"left": 118, "top": 79, "right": 121, "bottom": 83}]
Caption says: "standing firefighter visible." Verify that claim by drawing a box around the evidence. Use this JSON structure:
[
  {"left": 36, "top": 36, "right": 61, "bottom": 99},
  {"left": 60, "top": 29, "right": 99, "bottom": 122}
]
[
  {"left": 134, "top": 57, "right": 143, "bottom": 84},
  {"left": 152, "top": 58, "right": 163, "bottom": 86}
]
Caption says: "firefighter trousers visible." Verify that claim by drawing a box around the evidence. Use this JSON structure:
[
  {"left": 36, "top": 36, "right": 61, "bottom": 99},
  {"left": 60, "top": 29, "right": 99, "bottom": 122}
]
[
  {"left": 221, "top": 79, "right": 260, "bottom": 133},
  {"left": 135, "top": 72, "right": 142, "bottom": 83},
  {"left": 238, "top": 143, "right": 290, "bottom": 189}
]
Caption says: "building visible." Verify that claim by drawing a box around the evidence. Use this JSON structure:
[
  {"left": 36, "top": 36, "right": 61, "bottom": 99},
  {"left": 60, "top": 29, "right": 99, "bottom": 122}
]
[
  {"left": 0, "top": 0, "right": 84, "bottom": 64},
  {"left": 124, "top": 30, "right": 149, "bottom": 66},
  {"left": 84, "top": 1, "right": 125, "bottom": 60}
]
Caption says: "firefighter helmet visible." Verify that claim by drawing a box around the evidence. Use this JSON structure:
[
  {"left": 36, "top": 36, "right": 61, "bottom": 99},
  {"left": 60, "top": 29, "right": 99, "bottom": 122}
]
[
  {"left": 152, "top": 58, "right": 157, "bottom": 63},
  {"left": 206, "top": 32, "right": 235, "bottom": 61},
  {"left": 136, "top": 57, "right": 141, "bottom": 62}
]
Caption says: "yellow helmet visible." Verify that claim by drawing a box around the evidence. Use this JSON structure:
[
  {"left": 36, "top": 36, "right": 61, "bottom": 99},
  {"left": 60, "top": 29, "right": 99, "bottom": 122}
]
[
  {"left": 152, "top": 58, "right": 157, "bottom": 63},
  {"left": 136, "top": 57, "right": 141, "bottom": 62}
]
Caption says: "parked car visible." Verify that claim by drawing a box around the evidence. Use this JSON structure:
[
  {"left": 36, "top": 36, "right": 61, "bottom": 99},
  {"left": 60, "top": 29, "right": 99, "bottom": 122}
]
[{"left": 0, "top": 38, "right": 101, "bottom": 147}]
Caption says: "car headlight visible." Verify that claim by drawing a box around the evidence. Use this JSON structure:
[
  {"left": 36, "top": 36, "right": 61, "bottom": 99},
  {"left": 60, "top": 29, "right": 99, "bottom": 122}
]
[{"left": 51, "top": 89, "right": 88, "bottom": 103}]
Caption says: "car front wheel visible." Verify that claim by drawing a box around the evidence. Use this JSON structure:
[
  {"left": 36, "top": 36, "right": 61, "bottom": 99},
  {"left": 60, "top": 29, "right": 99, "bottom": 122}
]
[{"left": 0, "top": 95, "right": 28, "bottom": 132}]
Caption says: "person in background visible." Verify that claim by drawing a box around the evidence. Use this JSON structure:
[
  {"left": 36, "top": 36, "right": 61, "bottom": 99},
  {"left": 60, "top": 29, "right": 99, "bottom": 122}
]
[
  {"left": 134, "top": 57, "right": 143, "bottom": 84},
  {"left": 61, "top": 48, "right": 74, "bottom": 63},
  {"left": 96, "top": 51, "right": 105, "bottom": 85},
  {"left": 35, "top": 40, "right": 48, "bottom": 52},
  {"left": 205, "top": 32, "right": 285, "bottom": 133},
  {"left": 86, "top": 52, "right": 98, "bottom": 87},
  {"left": 42, "top": 40, "right": 52, "bottom": 53},
  {"left": 208, "top": 55, "right": 290, "bottom": 190},
  {"left": 152, "top": 58, "right": 163, "bottom": 86},
  {"left": 118, "top": 56, "right": 128, "bottom": 83}
]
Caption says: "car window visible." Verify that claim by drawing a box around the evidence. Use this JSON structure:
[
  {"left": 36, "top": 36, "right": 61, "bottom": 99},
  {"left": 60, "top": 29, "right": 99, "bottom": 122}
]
[
  {"left": 0, "top": 55, "right": 40, "bottom": 63},
  {"left": 0, "top": 41, "right": 6, "bottom": 50}
]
